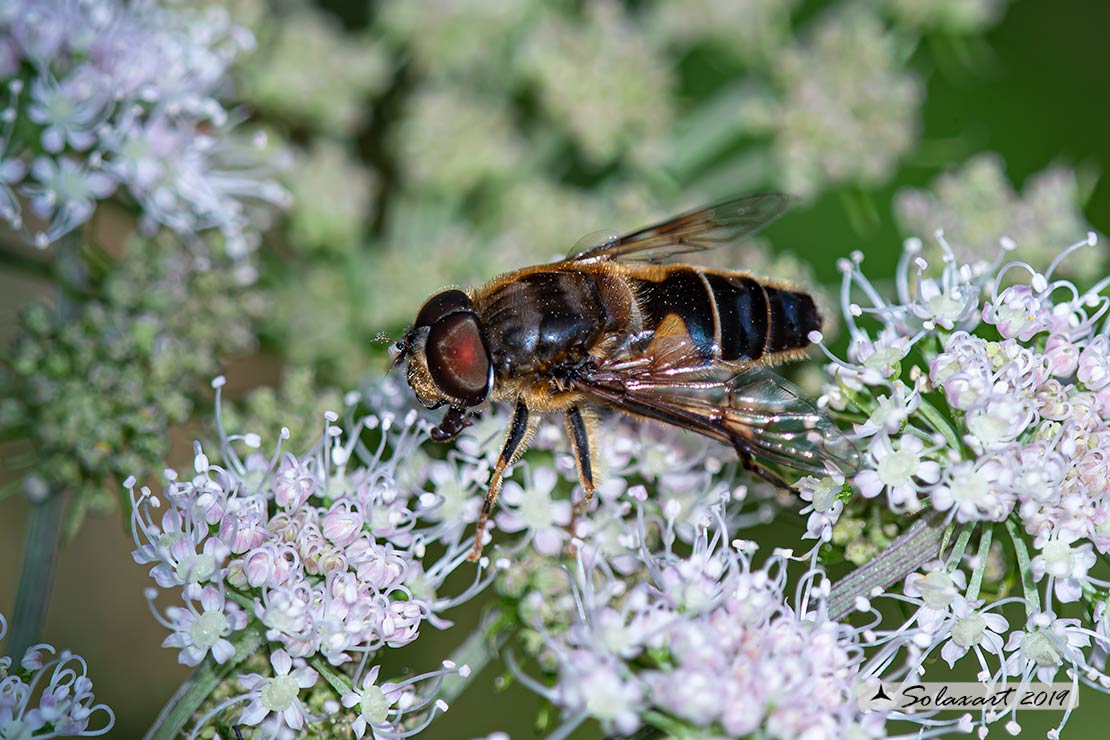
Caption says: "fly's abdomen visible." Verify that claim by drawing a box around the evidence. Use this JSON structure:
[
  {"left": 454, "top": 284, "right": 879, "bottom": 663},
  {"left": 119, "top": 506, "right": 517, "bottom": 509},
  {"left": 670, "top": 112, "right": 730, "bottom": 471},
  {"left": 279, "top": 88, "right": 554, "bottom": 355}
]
[
  {"left": 761, "top": 283, "right": 822, "bottom": 356},
  {"left": 635, "top": 268, "right": 821, "bottom": 363}
]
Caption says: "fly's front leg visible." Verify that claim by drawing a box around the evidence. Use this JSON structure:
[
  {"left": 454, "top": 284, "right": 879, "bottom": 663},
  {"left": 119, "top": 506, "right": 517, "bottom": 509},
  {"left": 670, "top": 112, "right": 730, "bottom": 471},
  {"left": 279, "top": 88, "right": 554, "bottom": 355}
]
[
  {"left": 468, "top": 401, "right": 534, "bottom": 562},
  {"left": 565, "top": 406, "right": 597, "bottom": 544}
]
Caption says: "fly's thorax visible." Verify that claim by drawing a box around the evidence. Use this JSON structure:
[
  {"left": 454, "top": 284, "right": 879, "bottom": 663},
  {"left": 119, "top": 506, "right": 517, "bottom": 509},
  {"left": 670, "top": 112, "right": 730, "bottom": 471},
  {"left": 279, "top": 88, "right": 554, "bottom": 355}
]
[{"left": 475, "top": 265, "right": 636, "bottom": 377}]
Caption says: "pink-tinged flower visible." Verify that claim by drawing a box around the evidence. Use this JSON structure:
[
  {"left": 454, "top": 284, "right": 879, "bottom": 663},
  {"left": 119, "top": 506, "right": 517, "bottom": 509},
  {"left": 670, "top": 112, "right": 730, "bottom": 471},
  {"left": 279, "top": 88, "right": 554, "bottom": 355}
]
[
  {"left": 22, "top": 155, "right": 116, "bottom": 246},
  {"left": 240, "top": 542, "right": 299, "bottom": 589},
  {"left": 26, "top": 74, "right": 106, "bottom": 153},
  {"left": 965, "top": 396, "right": 1034, "bottom": 449},
  {"left": 930, "top": 458, "right": 1015, "bottom": 522},
  {"left": 904, "top": 563, "right": 968, "bottom": 633},
  {"left": 984, "top": 283, "right": 1052, "bottom": 341},
  {"left": 340, "top": 661, "right": 466, "bottom": 739},
  {"left": 554, "top": 649, "right": 644, "bottom": 735},
  {"left": 274, "top": 454, "right": 317, "bottom": 509},
  {"left": 0, "top": 609, "right": 115, "bottom": 737},
  {"left": 1078, "top": 336, "right": 1110, "bottom": 391},
  {"left": 1003, "top": 612, "right": 1092, "bottom": 685},
  {"left": 153, "top": 584, "right": 247, "bottom": 666},
  {"left": 322, "top": 500, "right": 365, "bottom": 547},
  {"left": 939, "top": 597, "right": 1008, "bottom": 669},
  {"left": 495, "top": 467, "right": 572, "bottom": 556},
  {"left": 855, "top": 434, "right": 940, "bottom": 512},
  {"left": 1045, "top": 334, "right": 1080, "bottom": 377},
  {"left": 238, "top": 649, "right": 319, "bottom": 730},
  {"left": 1031, "top": 536, "right": 1097, "bottom": 603}
]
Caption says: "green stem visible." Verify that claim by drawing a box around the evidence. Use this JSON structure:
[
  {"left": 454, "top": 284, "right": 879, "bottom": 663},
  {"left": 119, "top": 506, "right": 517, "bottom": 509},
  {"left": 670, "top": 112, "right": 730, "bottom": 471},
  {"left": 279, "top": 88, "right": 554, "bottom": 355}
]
[
  {"left": 440, "top": 609, "right": 504, "bottom": 705},
  {"left": 827, "top": 510, "right": 949, "bottom": 620},
  {"left": 944, "top": 522, "right": 975, "bottom": 572},
  {"left": 309, "top": 655, "right": 353, "bottom": 697},
  {"left": 1005, "top": 517, "right": 1040, "bottom": 615},
  {"left": 0, "top": 245, "right": 53, "bottom": 279},
  {"left": 916, "top": 396, "right": 963, "bottom": 454},
  {"left": 4, "top": 490, "right": 65, "bottom": 659},
  {"left": 4, "top": 233, "right": 85, "bottom": 659},
  {"left": 144, "top": 627, "right": 263, "bottom": 740},
  {"left": 967, "top": 525, "right": 993, "bottom": 601}
]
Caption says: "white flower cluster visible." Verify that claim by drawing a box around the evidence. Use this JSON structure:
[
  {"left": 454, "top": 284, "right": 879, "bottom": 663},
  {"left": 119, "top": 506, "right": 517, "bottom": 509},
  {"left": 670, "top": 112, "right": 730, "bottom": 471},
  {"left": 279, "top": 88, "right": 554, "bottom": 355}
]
[
  {"left": 0, "top": 0, "right": 288, "bottom": 252},
  {"left": 0, "top": 611, "right": 115, "bottom": 738},
  {"left": 128, "top": 378, "right": 492, "bottom": 737},
  {"left": 516, "top": 509, "right": 921, "bottom": 739},
  {"left": 814, "top": 233, "right": 1109, "bottom": 599},
  {"left": 790, "top": 232, "right": 1110, "bottom": 738}
]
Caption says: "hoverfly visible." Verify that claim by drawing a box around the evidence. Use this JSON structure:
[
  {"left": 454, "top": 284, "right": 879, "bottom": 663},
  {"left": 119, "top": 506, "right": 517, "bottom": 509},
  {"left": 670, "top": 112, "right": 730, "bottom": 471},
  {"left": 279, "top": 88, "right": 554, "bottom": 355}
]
[{"left": 392, "top": 193, "right": 859, "bottom": 560}]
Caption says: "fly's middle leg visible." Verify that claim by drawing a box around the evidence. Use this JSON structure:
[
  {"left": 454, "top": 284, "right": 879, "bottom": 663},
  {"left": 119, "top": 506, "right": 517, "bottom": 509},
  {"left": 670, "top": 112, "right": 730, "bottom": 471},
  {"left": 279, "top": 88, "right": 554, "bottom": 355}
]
[
  {"left": 468, "top": 401, "right": 533, "bottom": 562},
  {"left": 564, "top": 406, "right": 597, "bottom": 548}
]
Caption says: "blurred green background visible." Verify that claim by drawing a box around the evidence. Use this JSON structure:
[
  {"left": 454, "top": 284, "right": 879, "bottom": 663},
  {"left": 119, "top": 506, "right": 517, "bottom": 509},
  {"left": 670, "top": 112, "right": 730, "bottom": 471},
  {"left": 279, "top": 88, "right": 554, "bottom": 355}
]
[{"left": 3, "top": 0, "right": 1110, "bottom": 738}]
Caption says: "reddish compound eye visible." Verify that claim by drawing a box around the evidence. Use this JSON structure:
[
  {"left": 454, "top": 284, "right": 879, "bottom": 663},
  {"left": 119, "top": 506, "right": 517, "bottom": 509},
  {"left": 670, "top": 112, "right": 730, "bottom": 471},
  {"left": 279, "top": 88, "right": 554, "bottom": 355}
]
[
  {"left": 425, "top": 312, "right": 492, "bottom": 406},
  {"left": 416, "top": 289, "right": 473, "bottom": 328}
]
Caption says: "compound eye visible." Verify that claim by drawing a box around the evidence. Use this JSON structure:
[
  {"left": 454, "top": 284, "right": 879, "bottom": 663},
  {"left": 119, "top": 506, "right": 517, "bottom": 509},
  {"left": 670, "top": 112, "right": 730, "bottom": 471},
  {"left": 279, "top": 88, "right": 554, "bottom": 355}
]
[
  {"left": 425, "top": 313, "right": 492, "bottom": 406},
  {"left": 415, "top": 289, "right": 474, "bottom": 328}
]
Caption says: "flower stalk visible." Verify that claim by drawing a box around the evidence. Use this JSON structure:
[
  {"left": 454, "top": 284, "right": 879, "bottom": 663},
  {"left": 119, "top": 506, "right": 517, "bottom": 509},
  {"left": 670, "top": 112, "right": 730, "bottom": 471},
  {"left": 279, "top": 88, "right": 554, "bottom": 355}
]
[
  {"left": 5, "top": 231, "right": 83, "bottom": 660},
  {"left": 441, "top": 610, "right": 504, "bottom": 705},
  {"left": 4, "top": 485, "right": 64, "bottom": 659},
  {"left": 827, "top": 509, "right": 949, "bottom": 620},
  {"left": 144, "top": 626, "right": 263, "bottom": 740}
]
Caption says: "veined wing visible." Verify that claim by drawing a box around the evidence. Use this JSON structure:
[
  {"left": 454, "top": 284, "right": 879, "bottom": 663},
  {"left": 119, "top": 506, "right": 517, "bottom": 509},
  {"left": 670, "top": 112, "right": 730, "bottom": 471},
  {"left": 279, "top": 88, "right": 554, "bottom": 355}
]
[
  {"left": 568, "top": 193, "right": 792, "bottom": 264},
  {"left": 571, "top": 364, "right": 859, "bottom": 479}
]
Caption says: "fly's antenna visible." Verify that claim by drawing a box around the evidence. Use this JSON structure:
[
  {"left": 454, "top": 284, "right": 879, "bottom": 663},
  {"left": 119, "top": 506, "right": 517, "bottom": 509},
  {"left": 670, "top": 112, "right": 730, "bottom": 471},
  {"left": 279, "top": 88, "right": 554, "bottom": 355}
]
[{"left": 379, "top": 331, "right": 409, "bottom": 370}]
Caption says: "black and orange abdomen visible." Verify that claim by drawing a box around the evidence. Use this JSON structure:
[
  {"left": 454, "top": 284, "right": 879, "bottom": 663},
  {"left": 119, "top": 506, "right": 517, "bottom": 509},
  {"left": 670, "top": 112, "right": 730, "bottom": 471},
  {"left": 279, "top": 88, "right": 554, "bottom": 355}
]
[{"left": 632, "top": 267, "right": 820, "bottom": 364}]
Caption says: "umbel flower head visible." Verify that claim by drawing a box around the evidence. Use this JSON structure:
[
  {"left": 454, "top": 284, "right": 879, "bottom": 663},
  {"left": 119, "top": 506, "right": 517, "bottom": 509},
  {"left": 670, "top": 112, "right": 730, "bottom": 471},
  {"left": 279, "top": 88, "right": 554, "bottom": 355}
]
[
  {"left": 0, "top": 0, "right": 288, "bottom": 252},
  {"left": 508, "top": 503, "right": 957, "bottom": 740},
  {"left": 813, "top": 231, "right": 1109, "bottom": 559},
  {"left": 798, "top": 230, "right": 1110, "bottom": 738},
  {"left": 1, "top": 235, "right": 265, "bottom": 525},
  {"left": 128, "top": 378, "right": 495, "bottom": 737},
  {"left": 0, "top": 610, "right": 115, "bottom": 738}
]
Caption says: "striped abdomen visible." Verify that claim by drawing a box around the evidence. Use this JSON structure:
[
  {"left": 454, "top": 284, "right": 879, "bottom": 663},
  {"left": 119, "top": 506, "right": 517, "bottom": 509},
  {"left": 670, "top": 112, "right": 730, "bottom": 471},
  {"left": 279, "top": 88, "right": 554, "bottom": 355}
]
[{"left": 631, "top": 267, "right": 821, "bottom": 363}]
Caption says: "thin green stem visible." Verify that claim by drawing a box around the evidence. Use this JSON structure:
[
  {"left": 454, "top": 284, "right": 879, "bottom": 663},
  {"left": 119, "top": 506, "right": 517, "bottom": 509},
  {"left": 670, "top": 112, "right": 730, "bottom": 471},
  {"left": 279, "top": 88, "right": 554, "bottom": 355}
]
[
  {"left": 0, "top": 245, "right": 53, "bottom": 279},
  {"left": 1005, "top": 516, "right": 1040, "bottom": 615},
  {"left": 4, "top": 233, "right": 85, "bottom": 659},
  {"left": 144, "top": 627, "right": 263, "bottom": 740},
  {"left": 441, "top": 609, "right": 504, "bottom": 705},
  {"left": 827, "top": 510, "right": 949, "bottom": 620},
  {"left": 945, "top": 522, "right": 975, "bottom": 572},
  {"left": 916, "top": 396, "right": 963, "bottom": 454},
  {"left": 4, "top": 490, "right": 65, "bottom": 659},
  {"left": 309, "top": 655, "right": 352, "bottom": 697},
  {"left": 967, "top": 525, "right": 994, "bottom": 601}
]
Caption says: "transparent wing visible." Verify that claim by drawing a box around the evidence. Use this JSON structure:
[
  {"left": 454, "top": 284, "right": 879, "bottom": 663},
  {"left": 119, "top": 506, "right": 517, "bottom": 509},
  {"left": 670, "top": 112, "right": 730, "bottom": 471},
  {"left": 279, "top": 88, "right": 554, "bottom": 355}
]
[
  {"left": 567, "top": 193, "right": 792, "bottom": 264},
  {"left": 572, "top": 363, "right": 859, "bottom": 478}
]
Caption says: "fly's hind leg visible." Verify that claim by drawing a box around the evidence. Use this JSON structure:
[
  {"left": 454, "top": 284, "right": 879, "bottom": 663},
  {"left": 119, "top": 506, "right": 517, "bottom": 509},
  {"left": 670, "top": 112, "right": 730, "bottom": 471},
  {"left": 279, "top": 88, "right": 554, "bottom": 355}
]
[
  {"left": 734, "top": 443, "right": 798, "bottom": 495},
  {"left": 565, "top": 406, "right": 597, "bottom": 546},
  {"left": 468, "top": 401, "right": 534, "bottom": 562}
]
